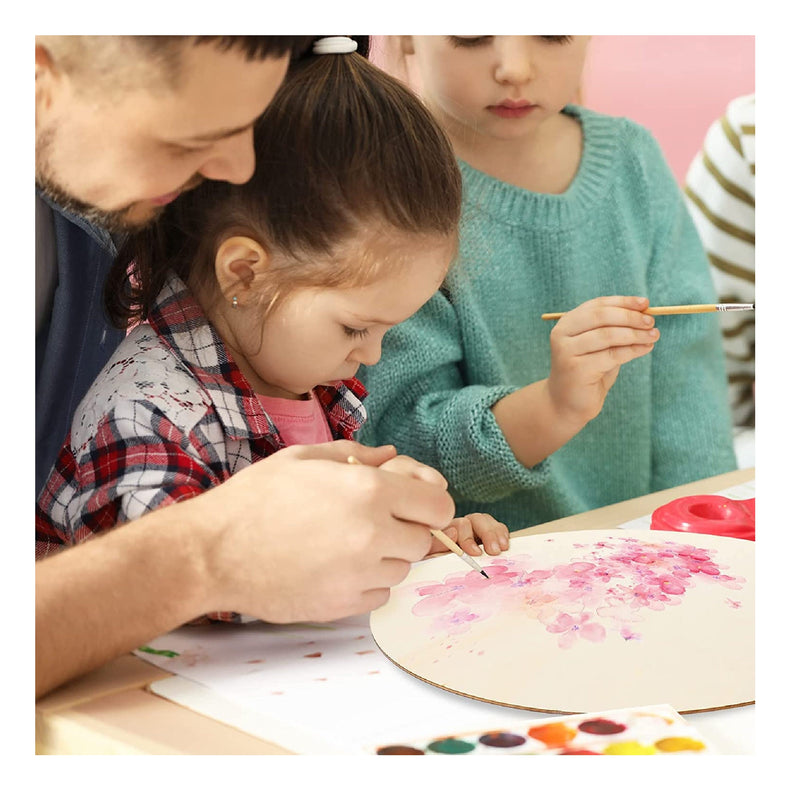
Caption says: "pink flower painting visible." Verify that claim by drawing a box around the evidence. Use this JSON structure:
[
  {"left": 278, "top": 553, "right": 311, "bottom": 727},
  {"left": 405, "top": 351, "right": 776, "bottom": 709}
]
[{"left": 410, "top": 537, "right": 745, "bottom": 649}]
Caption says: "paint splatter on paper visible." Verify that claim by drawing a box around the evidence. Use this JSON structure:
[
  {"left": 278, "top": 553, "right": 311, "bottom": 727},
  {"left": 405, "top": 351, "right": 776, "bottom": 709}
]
[
  {"left": 137, "top": 645, "right": 179, "bottom": 658},
  {"left": 137, "top": 620, "right": 388, "bottom": 694}
]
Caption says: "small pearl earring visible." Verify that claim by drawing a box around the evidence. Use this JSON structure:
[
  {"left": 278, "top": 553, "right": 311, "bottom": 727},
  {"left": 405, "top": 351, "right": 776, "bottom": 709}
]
[{"left": 232, "top": 296, "right": 239, "bottom": 309}]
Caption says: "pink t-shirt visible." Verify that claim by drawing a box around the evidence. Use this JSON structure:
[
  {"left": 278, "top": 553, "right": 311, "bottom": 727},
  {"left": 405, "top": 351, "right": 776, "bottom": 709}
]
[{"left": 257, "top": 391, "right": 334, "bottom": 446}]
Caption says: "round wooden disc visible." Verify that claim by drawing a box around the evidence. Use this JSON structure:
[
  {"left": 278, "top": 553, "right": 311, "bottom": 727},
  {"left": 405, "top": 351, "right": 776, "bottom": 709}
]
[{"left": 370, "top": 530, "right": 754, "bottom": 714}]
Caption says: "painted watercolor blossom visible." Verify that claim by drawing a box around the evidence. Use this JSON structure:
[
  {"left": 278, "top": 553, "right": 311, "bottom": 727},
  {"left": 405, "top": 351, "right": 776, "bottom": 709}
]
[{"left": 409, "top": 537, "right": 745, "bottom": 649}]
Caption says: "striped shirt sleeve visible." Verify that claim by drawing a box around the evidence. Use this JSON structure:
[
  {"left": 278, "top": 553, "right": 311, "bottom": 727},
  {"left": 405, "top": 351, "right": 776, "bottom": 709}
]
[{"left": 684, "top": 94, "right": 755, "bottom": 426}]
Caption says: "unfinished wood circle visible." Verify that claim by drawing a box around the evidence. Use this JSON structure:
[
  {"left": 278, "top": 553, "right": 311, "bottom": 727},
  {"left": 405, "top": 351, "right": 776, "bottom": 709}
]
[{"left": 370, "top": 530, "right": 754, "bottom": 714}]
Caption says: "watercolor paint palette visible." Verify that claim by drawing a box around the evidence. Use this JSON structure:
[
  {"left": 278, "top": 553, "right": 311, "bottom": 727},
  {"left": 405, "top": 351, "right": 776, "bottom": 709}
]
[{"left": 373, "top": 704, "right": 713, "bottom": 755}]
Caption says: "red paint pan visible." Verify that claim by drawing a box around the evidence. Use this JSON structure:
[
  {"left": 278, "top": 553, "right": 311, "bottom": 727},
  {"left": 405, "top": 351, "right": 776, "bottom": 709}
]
[{"left": 650, "top": 495, "right": 755, "bottom": 540}]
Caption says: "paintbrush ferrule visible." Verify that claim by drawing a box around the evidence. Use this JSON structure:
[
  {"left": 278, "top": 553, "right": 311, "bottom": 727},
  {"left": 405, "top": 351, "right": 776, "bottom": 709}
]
[{"left": 459, "top": 551, "right": 491, "bottom": 579}]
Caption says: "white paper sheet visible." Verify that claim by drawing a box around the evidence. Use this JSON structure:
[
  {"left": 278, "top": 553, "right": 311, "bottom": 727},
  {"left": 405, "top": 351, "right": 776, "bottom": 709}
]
[{"left": 138, "top": 615, "right": 551, "bottom": 753}]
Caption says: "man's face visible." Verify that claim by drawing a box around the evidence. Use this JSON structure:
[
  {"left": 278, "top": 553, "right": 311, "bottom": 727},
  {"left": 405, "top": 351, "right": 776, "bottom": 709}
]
[{"left": 35, "top": 43, "right": 290, "bottom": 232}]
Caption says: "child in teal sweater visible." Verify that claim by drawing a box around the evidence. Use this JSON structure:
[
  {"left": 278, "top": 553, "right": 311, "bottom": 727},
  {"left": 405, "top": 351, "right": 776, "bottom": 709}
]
[{"left": 358, "top": 36, "right": 737, "bottom": 532}]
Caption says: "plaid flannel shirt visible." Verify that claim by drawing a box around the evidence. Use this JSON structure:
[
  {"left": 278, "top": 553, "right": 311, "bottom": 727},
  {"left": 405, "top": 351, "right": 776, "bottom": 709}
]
[{"left": 36, "top": 273, "right": 367, "bottom": 620}]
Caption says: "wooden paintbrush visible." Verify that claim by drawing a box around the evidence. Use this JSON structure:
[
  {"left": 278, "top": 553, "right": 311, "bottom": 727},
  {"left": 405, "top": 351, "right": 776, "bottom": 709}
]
[
  {"left": 346, "top": 455, "right": 490, "bottom": 579},
  {"left": 428, "top": 527, "right": 491, "bottom": 579},
  {"left": 541, "top": 302, "right": 754, "bottom": 321}
]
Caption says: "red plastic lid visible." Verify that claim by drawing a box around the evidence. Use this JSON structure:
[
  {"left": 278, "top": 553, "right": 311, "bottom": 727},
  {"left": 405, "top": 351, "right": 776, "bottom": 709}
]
[{"left": 650, "top": 495, "right": 755, "bottom": 540}]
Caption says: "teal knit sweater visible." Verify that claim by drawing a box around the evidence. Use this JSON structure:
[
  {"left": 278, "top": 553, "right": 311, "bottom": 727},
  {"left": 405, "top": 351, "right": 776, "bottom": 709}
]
[{"left": 358, "top": 105, "right": 737, "bottom": 533}]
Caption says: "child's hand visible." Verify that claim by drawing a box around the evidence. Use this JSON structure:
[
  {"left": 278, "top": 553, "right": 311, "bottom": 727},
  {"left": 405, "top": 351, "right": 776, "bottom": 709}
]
[
  {"left": 547, "top": 295, "right": 659, "bottom": 424},
  {"left": 429, "top": 513, "right": 510, "bottom": 558}
]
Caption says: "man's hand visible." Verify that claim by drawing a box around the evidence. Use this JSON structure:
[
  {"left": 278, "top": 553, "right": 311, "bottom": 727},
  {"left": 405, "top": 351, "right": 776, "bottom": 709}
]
[{"left": 196, "top": 441, "right": 456, "bottom": 622}]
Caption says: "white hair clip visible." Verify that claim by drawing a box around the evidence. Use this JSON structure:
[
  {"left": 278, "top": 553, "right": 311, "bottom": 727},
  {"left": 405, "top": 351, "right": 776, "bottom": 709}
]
[{"left": 312, "top": 36, "right": 358, "bottom": 55}]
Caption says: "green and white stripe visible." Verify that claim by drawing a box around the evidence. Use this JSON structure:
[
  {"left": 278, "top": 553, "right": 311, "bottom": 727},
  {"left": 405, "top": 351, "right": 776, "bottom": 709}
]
[{"left": 685, "top": 94, "right": 755, "bottom": 427}]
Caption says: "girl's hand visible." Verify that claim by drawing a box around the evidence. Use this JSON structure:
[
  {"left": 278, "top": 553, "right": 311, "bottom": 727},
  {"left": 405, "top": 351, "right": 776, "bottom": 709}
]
[
  {"left": 429, "top": 513, "right": 510, "bottom": 558},
  {"left": 547, "top": 295, "right": 659, "bottom": 424}
]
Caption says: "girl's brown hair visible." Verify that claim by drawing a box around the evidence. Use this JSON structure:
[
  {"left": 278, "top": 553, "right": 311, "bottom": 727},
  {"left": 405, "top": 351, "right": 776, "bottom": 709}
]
[{"left": 106, "top": 36, "right": 462, "bottom": 328}]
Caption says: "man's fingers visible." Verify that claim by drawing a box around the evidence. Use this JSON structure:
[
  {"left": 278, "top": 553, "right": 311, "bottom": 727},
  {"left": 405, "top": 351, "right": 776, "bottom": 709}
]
[
  {"left": 369, "top": 517, "right": 436, "bottom": 563},
  {"left": 378, "top": 454, "right": 448, "bottom": 489},
  {"left": 286, "top": 440, "right": 398, "bottom": 465},
  {"left": 385, "top": 470, "right": 455, "bottom": 532},
  {"left": 354, "top": 587, "right": 392, "bottom": 615},
  {"left": 324, "top": 556, "right": 423, "bottom": 618}
]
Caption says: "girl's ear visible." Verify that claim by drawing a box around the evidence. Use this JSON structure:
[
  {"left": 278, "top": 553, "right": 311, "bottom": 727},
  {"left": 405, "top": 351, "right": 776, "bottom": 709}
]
[{"left": 214, "top": 236, "right": 271, "bottom": 306}]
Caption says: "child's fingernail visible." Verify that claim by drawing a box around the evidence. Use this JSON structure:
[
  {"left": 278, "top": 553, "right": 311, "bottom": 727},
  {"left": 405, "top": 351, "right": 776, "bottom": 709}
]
[{"left": 643, "top": 315, "right": 654, "bottom": 325}]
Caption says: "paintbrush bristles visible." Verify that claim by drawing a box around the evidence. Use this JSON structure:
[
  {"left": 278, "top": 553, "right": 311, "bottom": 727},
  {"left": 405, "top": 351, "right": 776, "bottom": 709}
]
[{"left": 430, "top": 528, "right": 490, "bottom": 579}]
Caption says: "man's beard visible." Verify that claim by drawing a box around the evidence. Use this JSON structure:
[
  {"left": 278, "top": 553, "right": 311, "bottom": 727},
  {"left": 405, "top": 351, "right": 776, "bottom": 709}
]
[{"left": 36, "top": 128, "right": 162, "bottom": 235}]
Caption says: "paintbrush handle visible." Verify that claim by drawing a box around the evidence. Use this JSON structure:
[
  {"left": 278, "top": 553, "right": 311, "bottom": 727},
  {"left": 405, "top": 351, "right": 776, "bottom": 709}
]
[
  {"left": 429, "top": 526, "right": 465, "bottom": 556},
  {"left": 458, "top": 551, "right": 488, "bottom": 573},
  {"left": 644, "top": 304, "right": 719, "bottom": 316},
  {"left": 541, "top": 303, "right": 754, "bottom": 321},
  {"left": 430, "top": 528, "right": 487, "bottom": 575},
  {"left": 643, "top": 303, "right": 754, "bottom": 316}
]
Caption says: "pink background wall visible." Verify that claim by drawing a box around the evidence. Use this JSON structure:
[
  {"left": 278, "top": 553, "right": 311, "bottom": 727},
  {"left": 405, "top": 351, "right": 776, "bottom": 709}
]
[
  {"left": 371, "top": 36, "right": 755, "bottom": 183},
  {"left": 581, "top": 36, "right": 755, "bottom": 181}
]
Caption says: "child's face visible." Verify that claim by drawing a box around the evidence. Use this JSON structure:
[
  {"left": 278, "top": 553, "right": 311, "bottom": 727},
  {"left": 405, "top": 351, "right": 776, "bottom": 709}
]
[
  {"left": 405, "top": 36, "right": 590, "bottom": 150},
  {"left": 228, "top": 235, "right": 455, "bottom": 400}
]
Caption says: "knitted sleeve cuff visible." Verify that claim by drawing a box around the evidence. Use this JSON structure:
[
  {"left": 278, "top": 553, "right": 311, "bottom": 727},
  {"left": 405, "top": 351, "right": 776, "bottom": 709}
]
[{"left": 437, "top": 384, "right": 551, "bottom": 503}]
